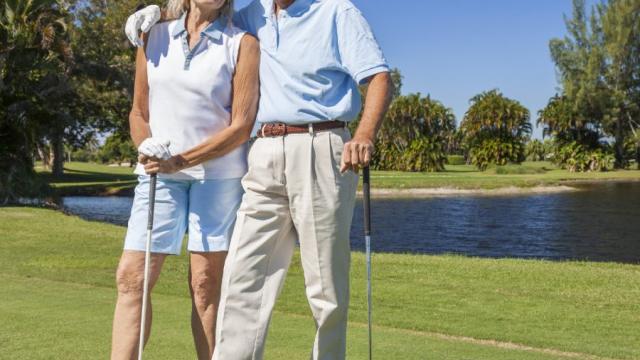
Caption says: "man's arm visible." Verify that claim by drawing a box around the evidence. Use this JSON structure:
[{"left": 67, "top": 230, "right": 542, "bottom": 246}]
[
  {"left": 341, "top": 72, "right": 393, "bottom": 173},
  {"left": 334, "top": 5, "right": 392, "bottom": 172}
]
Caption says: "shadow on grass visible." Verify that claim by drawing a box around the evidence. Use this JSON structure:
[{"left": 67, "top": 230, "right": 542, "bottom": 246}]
[{"left": 39, "top": 166, "right": 137, "bottom": 185}]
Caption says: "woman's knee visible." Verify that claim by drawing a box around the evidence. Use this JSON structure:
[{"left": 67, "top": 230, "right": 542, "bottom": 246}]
[
  {"left": 190, "top": 270, "right": 221, "bottom": 308},
  {"left": 116, "top": 263, "right": 145, "bottom": 297},
  {"left": 115, "top": 254, "right": 147, "bottom": 297}
]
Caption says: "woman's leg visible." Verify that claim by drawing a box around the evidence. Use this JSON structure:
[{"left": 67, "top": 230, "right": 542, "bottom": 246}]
[
  {"left": 187, "top": 177, "right": 243, "bottom": 359},
  {"left": 189, "top": 252, "right": 227, "bottom": 360},
  {"left": 111, "top": 250, "right": 167, "bottom": 360}
]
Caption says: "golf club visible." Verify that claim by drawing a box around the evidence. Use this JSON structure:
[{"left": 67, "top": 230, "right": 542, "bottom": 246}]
[
  {"left": 138, "top": 173, "right": 157, "bottom": 360},
  {"left": 362, "top": 166, "right": 373, "bottom": 360}
]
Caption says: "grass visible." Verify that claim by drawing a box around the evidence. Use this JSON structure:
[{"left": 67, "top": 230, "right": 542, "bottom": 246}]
[
  {"left": 38, "top": 161, "right": 640, "bottom": 195},
  {"left": 1, "top": 207, "right": 639, "bottom": 359},
  {"left": 37, "top": 162, "right": 137, "bottom": 196},
  {"left": 372, "top": 161, "right": 640, "bottom": 190}
]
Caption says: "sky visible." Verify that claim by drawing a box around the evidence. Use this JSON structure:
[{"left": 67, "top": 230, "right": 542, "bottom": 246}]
[{"left": 234, "top": 0, "right": 594, "bottom": 138}]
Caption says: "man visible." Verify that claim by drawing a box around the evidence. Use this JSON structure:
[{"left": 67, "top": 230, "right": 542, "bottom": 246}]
[{"left": 125, "top": 0, "right": 392, "bottom": 358}]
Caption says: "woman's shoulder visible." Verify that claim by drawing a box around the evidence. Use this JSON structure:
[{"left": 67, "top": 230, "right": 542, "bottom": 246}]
[{"left": 148, "top": 19, "right": 180, "bottom": 40}]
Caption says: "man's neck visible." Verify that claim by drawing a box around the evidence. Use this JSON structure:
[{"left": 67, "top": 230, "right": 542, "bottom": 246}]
[{"left": 274, "top": 0, "right": 295, "bottom": 13}]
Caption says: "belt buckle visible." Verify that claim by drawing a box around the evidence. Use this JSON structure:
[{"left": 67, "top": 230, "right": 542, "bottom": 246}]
[{"left": 273, "top": 123, "right": 286, "bottom": 137}]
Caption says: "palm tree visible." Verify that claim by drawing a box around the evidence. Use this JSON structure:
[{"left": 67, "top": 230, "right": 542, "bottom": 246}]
[
  {"left": 375, "top": 94, "right": 456, "bottom": 172},
  {"left": 460, "top": 90, "right": 532, "bottom": 170},
  {"left": 537, "top": 95, "right": 601, "bottom": 148},
  {"left": 0, "top": 0, "right": 73, "bottom": 203}
]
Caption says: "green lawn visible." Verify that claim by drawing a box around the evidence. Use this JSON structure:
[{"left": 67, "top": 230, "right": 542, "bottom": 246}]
[
  {"left": 39, "top": 161, "right": 640, "bottom": 195},
  {"left": 1, "top": 207, "right": 639, "bottom": 359},
  {"left": 37, "top": 162, "right": 137, "bottom": 196},
  {"left": 372, "top": 162, "right": 640, "bottom": 189}
]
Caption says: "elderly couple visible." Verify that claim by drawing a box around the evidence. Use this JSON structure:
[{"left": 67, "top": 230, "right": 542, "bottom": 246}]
[{"left": 111, "top": 0, "right": 392, "bottom": 359}]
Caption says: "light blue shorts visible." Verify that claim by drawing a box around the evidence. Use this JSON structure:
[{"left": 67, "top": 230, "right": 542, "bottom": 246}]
[{"left": 124, "top": 176, "right": 243, "bottom": 255}]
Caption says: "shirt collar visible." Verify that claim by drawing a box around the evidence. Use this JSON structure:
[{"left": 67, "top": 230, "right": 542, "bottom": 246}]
[
  {"left": 263, "top": 0, "right": 314, "bottom": 18},
  {"left": 172, "top": 12, "right": 227, "bottom": 41}
]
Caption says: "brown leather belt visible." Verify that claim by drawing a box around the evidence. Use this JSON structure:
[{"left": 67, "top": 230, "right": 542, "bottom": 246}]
[{"left": 257, "top": 121, "right": 346, "bottom": 138}]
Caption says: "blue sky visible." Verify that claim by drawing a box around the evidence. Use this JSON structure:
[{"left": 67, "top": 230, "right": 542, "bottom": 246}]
[{"left": 235, "top": 0, "right": 593, "bottom": 138}]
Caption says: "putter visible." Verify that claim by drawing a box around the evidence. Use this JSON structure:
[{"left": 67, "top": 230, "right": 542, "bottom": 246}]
[
  {"left": 362, "top": 166, "right": 373, "bottom": 360},
  {"left": 138, "top": 173, "right": 157, "bottom": 360}
]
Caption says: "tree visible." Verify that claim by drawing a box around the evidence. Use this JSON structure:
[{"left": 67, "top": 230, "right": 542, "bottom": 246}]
[
  {"left": 374, "top": 94, "right": 456, "bottom": 172},
  {"left": 98, "top": 134, "right": 137, "bottom": 166},
  {"left": 537, "top": 95, "right": 602, "bottom": 148},
  {"left": 71, "top": 0, "right": 164, "bottom": 138},
  {"left": 548, "top": 0, "right": 640, "bottom": 168},
  {"left": 526, "top": 139, "right": 546, "bottom": 162},
  {"left": 599, "top": 0, "right": 640, "bottom": 167},
  {"left": 1, "top": 0, "right": 75, "bottom": 203},
  {"left": 460, "top": 90, "right": 532, "bottom": 170}
]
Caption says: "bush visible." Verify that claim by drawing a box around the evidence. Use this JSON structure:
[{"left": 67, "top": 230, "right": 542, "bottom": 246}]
[
  {"left": 493, "top": 164, "right": 547, "bottom": 175},
  {"left": 447, "top": 155, "right": 466, "bottom": 165},
  {"left": 466, "top": 139, "right": 527, "bottom": 171},
  {"left": 460, "top": 90, "right": 532, "bottom": 170},
  {"left": 526, "top": 139, "right": 547, "bottom": 161},
  {"left": 553, "top": 142, "right": 615, "bottom": 172},
  {"left": 373, "top": 94, "right": 457, "bottom": 172}
]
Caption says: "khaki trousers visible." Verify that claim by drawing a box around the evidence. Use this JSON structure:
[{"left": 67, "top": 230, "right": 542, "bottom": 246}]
[{"left": 213, "top": 127, "right": 358, "bottom": 360}]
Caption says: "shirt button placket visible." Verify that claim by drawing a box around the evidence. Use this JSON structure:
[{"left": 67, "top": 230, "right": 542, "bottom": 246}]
[{"left": 182, "top": 35, "right": 191, "bottom": 70}]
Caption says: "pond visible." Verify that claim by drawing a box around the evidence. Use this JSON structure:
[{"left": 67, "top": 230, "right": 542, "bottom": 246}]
[{"left": 61, "top": 182, "right": 640, "bottom": 263}]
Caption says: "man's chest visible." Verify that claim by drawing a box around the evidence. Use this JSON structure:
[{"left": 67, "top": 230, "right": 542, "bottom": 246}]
[{"left": 254, "top": 16, "right": 339, "bottom": 70}]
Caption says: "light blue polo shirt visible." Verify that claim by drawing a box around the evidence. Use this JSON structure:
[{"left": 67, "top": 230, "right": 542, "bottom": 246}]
[{"left": 233, "top": 0, "right": 389, "bottom": 125}]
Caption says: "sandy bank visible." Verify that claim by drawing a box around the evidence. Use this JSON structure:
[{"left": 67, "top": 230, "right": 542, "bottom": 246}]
[{"left": 359, "top": 185, "right": 578, "bottom": 198}]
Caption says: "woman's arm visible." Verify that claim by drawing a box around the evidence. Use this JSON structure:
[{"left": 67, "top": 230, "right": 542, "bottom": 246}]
[
  {"left": 129, "top": 45, "right": 151, "bottom": 148},
  {"left": 144, "top": 34, "right": 260, "bottom": 174}
]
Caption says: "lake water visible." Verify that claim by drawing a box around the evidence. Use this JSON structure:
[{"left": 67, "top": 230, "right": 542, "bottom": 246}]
[{"left": 61, "top": 182, "right": 640, "bottom": 263}]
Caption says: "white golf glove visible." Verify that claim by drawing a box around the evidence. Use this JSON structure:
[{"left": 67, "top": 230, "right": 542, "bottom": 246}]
[
  {"left": 125, "top": 5, "right": 161, "bottom": 47},
  {"left": 138, "top": 138, "right": 172, "bottom": 161}
]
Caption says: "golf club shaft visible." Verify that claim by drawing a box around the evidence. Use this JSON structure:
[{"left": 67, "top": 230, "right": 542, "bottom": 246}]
[
  {"left": 363, "top": 167, "right": 372, "bottom": 360},
  {"left": 138, "top": 174, "right": 157, "bottom": 360}
]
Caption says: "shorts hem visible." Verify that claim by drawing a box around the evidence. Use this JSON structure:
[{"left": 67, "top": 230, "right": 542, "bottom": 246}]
[{"left": 123, "top": 245, "right": 181, "bottom": 256}]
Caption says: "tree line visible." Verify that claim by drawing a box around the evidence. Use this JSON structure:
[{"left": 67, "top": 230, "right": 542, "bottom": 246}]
[
  {"left": 1, "top": 0, "right": 639, "bottom": 204},
  {"left": 367, "top": 0, "right": 640, "bottom": 173}
]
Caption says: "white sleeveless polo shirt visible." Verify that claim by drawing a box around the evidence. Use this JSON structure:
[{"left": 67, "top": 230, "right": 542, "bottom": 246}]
[{"left": 134, "top": 15, "right": 248, "bottom": 180}]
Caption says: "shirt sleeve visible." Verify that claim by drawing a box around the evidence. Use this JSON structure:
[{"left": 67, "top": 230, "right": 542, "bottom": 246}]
[
  {"left": 232, "top": 5, "right": 252, "bottom": 34},
  {"left": 336, "top": 6, "right": 390, "bottom": 84}
]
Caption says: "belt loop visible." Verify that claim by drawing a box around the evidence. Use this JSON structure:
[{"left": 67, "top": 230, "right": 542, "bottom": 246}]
[
  {"left": 308, "top": 123, "right": 315, "bottom": 137},
  {"left": 261, "top": 124, "right": 266, "bottom": 138}
]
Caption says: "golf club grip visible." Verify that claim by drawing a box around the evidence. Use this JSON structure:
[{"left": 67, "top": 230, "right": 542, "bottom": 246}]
[
  {"left": 147, "top": 174, "right": 157, "bottom": 231},
  {"left": 363, "top": 167, "right": 371, "bottom": 236}
]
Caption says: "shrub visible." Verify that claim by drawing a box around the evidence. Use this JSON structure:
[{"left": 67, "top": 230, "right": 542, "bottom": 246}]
[
  {"left": 373, "top": 94, "right": 457, "bottom": 172},
  {"left": 460, "top": 90, "right": 532, "bottom": 170},
  {"left": 447, "top": 155, "right": 466, "bottom": 165},
  {"left": 553, "top": 142, "right": 615, "bottom": 172},
  {"left": 526, "top": 139, "right": 547, "bottom": 161}
]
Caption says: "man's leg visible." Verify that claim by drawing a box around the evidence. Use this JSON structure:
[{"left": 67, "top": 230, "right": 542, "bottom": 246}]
[
  {"left": 189, "top": 252, "right": 227, "bottom": 360},
  {"left": 214, "top": 137, "right": 297, "bottom": 360},
  {"left": 111, "top": 251, "right": 167, "bottom": 360},
  {"left": 285, "top": 128, "right": 359, "bottom": 360}
]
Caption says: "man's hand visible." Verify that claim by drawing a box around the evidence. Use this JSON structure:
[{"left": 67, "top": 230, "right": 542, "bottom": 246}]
[
  {"left": 342, "top": 72, "right": 393, "bottom": 173},
  {"left": 340, "top": 136, "right": 375, "bottom": 173},
  {"left": 125, "top": 5, "right": 161, "bottom": 47},
  {"left": 143, "top": 155, "right": 186, "bottom": 175}
]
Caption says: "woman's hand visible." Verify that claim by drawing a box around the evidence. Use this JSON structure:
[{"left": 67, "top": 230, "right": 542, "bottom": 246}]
[{"left": 142, "top": 155, "right": 187, "bottom": 175}]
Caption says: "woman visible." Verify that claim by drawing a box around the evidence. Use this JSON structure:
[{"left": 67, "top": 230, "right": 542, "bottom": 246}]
[{"left": 110, "top": 0, "right": 259, "bottom": 359}]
